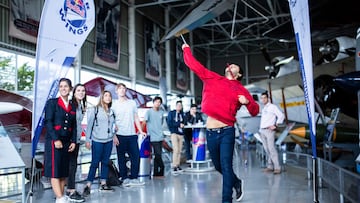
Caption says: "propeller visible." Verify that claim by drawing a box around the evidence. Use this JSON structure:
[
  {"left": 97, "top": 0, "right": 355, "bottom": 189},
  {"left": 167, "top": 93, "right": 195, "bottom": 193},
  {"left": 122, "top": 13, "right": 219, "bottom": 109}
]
[
  {"left": 316, "top": 36, "right": 356, "bottom": 65},
  {"left": 260, "top": 45, "right": 294, "bottom": 79}
]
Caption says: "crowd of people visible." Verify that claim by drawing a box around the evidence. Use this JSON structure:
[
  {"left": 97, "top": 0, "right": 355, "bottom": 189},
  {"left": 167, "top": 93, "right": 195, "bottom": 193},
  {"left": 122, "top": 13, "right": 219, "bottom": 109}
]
[{"left": 44, "top": 43, "right": 284, "bottom": 203}]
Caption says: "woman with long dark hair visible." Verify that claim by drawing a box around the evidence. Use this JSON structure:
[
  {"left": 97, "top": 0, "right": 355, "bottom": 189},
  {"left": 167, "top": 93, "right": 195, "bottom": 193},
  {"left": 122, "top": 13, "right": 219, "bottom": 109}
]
[
  {"left": 44, "top": 78, "right": 77, "bottom": 203},
  {"left": 66, "top": 84, "right": 87, "bottom": 202}
]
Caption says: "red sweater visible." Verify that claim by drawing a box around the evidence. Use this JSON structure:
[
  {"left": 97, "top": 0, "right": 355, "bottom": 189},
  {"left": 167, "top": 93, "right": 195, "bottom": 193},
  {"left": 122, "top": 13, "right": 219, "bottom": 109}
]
[{"left": 183, "top": 47, "right": 259, "bottom": 126}]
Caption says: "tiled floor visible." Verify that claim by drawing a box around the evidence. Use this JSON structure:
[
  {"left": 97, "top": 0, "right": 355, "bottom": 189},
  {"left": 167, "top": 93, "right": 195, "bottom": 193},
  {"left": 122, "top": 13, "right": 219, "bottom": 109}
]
[{"left": 2, "top": 144, "right": 341, "bottom": 203}]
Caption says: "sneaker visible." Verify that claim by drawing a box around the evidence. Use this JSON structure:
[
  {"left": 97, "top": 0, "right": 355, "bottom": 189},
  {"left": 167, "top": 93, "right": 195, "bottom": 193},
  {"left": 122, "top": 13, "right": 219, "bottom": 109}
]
[
  {"left": 186, "top": 159, "right": 192, "bottom": 163},
  {"left": 118, "top": 177, "right": 124, "bottom": 185},
  {"left": 273, "top": 169, "right": 281, "bottom": 174},
  {"left": 82, "top": 185, "right": 91, "bottom": 197},
  {"left": 68, "top": 191, "right": 85, "bottom": 202},
  {"left": 122, "top": 178, "right": 131, "bottom": 187},
  {"left": 129, "top": 179, "right": 145, "bottom": 186},
  {"left": 55, "top": 196, "right": 69, "bottom": 203},
  {"left": 234, "top": 179, "right": 243, "bottom": 202},
  {"left": 99, "top": 184, "right": 114, "bottom": 192},
  {"left": 171, "top": 167, "right": 179, "bottom": 175},
  {"left": 176, "top": 166, "right": 183, "bottom": 172},
  {"left": 262, "top": 168, "right": 273, "bottom": 172}
]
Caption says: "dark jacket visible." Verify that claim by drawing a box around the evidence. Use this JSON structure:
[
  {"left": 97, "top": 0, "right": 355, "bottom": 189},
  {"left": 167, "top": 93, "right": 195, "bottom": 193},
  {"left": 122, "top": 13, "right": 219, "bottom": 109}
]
[
  {"left": 166, "top": 110, "right": 184, "bottom": 135},
  {"left": 44, "top": 98, "right": 77, "bottom": 143},
  {"left": 184, "top": 111, "right": 203, "bottom": 135},
  {"left": 184, "top": 112, "right": 203, "bottom": 125}
]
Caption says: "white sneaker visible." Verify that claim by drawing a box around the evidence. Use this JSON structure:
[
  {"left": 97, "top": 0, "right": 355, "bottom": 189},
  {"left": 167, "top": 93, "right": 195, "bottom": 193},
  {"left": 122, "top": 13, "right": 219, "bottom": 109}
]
[
  {"left": 129, "top": 179, "right": 145, "bottom": 186},
  {"left": 55, "top": 196, "right": 69, "bottom": 203},
  {"left": 171, "top": 168, "right": 179, "bottom": 175},
  {"left": 122, "top": 179, "right": 131, "bottom": 187}
]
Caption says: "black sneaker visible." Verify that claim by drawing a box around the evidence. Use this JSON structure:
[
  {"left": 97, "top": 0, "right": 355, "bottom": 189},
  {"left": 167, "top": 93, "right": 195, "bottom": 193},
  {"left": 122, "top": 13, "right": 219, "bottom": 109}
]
[
  {"left": 171, "top": 167, "right": 179, "bottom": 175},
  {"left": 82, "top": 185, "right": 91, "bottom": 197},
  {"left": 176, "top": 166, "right": 183, "bottom": 172},
  {"left": 99, "top": 184, "right": 114, "bottom": 192},
  {"left": 68, "top": 191, "right": 85, "bottom": 202},
  {"left": 234, "top": 179, "right": 243, "bottom": 201}
]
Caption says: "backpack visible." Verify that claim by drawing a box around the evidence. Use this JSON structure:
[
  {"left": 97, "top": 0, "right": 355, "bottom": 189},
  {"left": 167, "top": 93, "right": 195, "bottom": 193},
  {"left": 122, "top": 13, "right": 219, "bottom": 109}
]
[
  {"left": 107, "top": 160, "right": 122, "bottom": 186},
  {"left": 90, "top": 106, "right": 99, "bottom": 135},
  {"left": 90, "top": 106, "right": 116, "bottom": 138}
]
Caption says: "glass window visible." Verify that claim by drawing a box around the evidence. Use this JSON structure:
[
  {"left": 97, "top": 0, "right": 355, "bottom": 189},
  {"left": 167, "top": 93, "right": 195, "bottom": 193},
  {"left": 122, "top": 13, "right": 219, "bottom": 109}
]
[{"left": 0, "top": 50, "right": 16, "bottom": 91}]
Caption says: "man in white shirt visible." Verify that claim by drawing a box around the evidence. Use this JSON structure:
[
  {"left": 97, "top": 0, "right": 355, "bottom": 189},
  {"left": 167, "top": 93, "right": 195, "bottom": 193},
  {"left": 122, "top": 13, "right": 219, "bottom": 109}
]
[
  {"left": 112, "top": 83, "right": 147, "bottom": 186},
  {"left": 259, "top": 92, "right": 285, "bottom": 174}
]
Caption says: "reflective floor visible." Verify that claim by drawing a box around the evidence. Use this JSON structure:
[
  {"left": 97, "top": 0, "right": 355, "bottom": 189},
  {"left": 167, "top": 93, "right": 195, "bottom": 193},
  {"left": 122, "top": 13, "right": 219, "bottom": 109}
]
[{"left": 2, "top": 144, "right": 341, "bottom": 203}]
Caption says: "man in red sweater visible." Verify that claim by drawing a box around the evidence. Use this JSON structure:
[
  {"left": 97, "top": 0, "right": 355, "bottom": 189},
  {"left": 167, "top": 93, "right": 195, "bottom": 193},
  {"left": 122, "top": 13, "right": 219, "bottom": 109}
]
[{"left": 182, "top": 44, "right": 259, "bottom": 202}]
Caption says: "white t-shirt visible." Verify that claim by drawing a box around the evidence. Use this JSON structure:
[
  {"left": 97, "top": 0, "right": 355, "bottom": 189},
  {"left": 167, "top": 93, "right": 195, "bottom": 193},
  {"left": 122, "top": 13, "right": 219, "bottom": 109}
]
[{"left": 112, "top": 99, "right": 138, "bottom": 135}]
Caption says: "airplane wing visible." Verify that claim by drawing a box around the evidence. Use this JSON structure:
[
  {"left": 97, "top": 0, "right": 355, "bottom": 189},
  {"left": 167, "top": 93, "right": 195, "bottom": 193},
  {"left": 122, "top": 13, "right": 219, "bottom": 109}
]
[
  {"left": 239, "top": 55, "right": 357, "bottom": 142},
  {"left": 333, "top": 71, "right": 360, "bottom": 94},
  {"left": 0, "top": 89, "right": 33, "bottom": 143},
  {"left": 249, "top": 56, "right": 355, "bottom": 91},
  {"left": 161, "top": 0, "right": 235, "bottom": 42},
  {"left": 84, "top": 77, "right": 152, "bottom": 107}
]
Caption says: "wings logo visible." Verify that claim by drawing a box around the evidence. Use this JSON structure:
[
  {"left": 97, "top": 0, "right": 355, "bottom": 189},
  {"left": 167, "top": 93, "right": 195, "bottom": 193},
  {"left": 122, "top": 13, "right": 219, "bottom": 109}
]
[{"left": 60, "top": 0, "right": 91, "bottom": 35}]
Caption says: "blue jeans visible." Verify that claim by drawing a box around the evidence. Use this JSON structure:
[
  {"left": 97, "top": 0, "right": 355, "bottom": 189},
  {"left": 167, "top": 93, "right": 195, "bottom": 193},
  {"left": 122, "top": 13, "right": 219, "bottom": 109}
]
[
  {"left": 206, "top": 127, "right": 240, "bottom": 202},
  {"left": 115, "top": 135, "right": 140, "bottom": 179},
  {"left": 87, "top": 140, "right": 113, "bottom": 183}
]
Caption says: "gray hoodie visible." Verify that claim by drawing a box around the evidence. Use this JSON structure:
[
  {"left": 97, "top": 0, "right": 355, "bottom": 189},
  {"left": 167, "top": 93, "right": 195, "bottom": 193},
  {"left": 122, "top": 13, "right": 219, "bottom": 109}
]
[{"left": 86, "top": 106, "right": 115, "bottom": 143}]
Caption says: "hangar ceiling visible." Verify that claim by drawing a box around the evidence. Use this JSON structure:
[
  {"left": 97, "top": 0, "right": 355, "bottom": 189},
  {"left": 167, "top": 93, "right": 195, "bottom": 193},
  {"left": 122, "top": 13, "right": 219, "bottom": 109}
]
[{"left": 133, "top": 0, "right": 360, "bottom": 60}]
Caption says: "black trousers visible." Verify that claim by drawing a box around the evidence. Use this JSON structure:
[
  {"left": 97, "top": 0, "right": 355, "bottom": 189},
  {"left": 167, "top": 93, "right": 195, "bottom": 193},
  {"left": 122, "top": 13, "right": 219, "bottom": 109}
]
[
  {"left": 67, "top": 143, "right": 80, "bottom": 189},
  {"left": 151, "top": 141, "right": 164, "bottom": 176}
]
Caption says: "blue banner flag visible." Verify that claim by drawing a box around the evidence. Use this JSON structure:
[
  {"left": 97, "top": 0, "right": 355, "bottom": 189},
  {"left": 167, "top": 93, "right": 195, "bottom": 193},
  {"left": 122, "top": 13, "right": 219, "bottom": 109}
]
[
  {"left": 31, "top": 0, "right": 95, "bottom": 157},
  {"left": 288, "top": 0, "right": 316, "bottom": 158}
]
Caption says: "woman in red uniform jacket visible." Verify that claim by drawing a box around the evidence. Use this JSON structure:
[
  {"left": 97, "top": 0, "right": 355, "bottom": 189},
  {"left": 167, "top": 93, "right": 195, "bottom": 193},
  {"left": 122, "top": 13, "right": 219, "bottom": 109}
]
[{"left": 44, "top": 78, "right": 77, "bottom": 203}]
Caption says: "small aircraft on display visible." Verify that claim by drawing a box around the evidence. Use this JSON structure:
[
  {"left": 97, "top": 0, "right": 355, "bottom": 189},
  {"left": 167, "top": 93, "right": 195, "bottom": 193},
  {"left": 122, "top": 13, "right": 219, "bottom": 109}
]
[
  {"left": 237, "top": 34, "right": 360, "bottom": 169},
  {"left": 260, "top": 46, "right": 299, "bottom": 79},
  {"left": 317, "top": 36, "right": 356, "bottom": 65},
  {"left": 260, "top": 35, "right": 356, "bottom": 79}
]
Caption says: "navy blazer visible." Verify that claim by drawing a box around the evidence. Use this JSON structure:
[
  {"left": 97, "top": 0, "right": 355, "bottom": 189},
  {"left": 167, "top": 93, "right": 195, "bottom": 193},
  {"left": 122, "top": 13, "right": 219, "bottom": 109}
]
[{"left": 44, "top": 98, "right": 77, "bottom": 143}]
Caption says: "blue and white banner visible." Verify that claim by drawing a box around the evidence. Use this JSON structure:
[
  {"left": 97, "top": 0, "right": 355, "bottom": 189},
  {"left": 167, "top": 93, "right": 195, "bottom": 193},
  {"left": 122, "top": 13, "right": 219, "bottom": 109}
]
[
  {"left": 288, "top": 0, "right": 316, "bottom": 157},
  {"left": 31, "top": 0, "right": 95, "bottom": 157}
]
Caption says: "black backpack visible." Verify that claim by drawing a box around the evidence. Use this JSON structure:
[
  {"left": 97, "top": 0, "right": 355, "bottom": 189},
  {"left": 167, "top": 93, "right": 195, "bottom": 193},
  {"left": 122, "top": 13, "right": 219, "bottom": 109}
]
[{"left": 107, "top": 160, "right": 122, "bottom": 186}]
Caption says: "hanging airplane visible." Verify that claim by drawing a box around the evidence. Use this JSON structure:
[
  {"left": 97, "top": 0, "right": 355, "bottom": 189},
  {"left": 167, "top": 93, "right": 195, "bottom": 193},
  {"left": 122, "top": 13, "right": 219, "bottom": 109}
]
[{"left": 161, "top": 0, "right": 236, "bottom": 42}]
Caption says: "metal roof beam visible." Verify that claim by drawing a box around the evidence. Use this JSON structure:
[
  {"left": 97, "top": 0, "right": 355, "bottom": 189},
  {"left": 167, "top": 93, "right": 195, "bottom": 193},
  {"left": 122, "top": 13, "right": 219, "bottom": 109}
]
[{"left": 134, "top": 0, "right": 188, "bottom": 8}]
